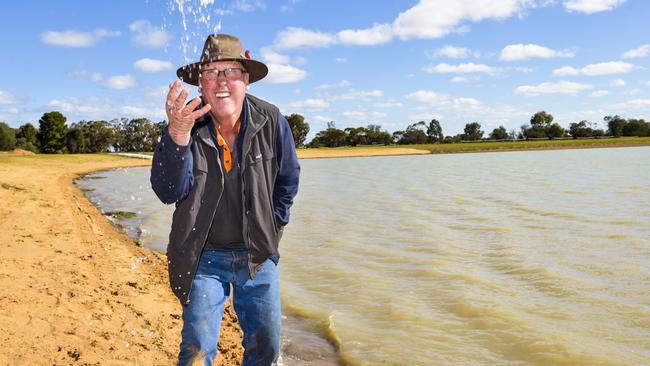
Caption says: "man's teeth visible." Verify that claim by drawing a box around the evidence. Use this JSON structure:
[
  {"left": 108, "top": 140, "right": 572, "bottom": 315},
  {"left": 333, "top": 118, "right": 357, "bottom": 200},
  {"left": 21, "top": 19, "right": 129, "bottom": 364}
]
[{"left": 215, "top": 92, "right": 230, "bottom": 98}]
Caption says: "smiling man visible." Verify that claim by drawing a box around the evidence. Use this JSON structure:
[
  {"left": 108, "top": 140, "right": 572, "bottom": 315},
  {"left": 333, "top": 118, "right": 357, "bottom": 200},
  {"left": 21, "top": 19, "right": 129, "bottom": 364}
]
[{"left": 150, "top": 34, "right": 300, "bottom": 366}]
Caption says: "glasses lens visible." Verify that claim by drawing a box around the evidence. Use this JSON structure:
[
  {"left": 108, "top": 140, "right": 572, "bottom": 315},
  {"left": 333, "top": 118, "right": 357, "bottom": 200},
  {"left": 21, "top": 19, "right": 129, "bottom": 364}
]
[{"left": 201, "top": 68, "right": 244, "bottom": 81}]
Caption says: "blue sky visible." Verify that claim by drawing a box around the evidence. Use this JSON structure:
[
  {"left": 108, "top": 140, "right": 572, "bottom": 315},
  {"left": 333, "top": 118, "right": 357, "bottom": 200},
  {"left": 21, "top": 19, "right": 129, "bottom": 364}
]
[{"left": 1, "top": 0, "right": 649, "bottom": 138}]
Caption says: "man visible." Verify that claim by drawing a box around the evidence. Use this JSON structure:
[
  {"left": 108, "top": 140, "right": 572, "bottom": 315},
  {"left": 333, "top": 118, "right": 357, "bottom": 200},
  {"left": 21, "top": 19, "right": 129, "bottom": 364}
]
[{"left": 150, "top": 34, "right": 300, "bottom": 366}]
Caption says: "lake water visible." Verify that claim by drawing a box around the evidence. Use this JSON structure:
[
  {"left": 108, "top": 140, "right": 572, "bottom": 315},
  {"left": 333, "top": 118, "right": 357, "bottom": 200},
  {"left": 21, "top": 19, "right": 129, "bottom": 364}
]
[{"left": 78, "top": 147, "right": 650, "bottom": 366}]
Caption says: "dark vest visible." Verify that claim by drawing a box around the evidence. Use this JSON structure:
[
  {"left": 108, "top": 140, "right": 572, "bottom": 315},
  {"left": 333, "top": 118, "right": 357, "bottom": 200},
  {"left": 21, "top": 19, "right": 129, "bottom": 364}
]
[{"left": 166, "top": 95, "right": 284, "bottom": 304}]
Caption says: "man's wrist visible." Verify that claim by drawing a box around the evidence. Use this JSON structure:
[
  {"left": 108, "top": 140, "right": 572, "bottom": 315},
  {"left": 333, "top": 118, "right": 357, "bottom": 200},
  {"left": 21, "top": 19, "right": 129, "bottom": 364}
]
[{"left": 168, "top": 128, "right": 191, "bottom": 146}]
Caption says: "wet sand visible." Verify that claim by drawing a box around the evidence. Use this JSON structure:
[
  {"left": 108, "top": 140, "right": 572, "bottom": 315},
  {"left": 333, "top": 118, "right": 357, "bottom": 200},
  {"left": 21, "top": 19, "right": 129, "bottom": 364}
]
[{"left": 0, "top": 154, "right": 243, "bottom": 365}]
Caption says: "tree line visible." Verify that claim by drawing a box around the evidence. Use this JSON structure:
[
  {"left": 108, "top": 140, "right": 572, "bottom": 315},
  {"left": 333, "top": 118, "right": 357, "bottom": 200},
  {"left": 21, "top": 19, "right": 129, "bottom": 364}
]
[{"left": 1, "top": 110, "right": 649, "bottom": 153}]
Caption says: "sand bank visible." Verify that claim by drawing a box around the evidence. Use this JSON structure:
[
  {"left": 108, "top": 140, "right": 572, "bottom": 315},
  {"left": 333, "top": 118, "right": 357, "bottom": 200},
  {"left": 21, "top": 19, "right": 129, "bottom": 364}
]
[{"left": 0, "top": 154, "right": 243, "bottom": 365}]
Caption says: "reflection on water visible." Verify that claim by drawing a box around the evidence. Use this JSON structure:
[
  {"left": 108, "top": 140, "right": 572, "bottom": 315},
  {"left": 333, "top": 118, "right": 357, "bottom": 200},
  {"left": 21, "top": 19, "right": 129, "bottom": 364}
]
[{"left": 80, "top": 147, "right": 650, "bottom": 366}]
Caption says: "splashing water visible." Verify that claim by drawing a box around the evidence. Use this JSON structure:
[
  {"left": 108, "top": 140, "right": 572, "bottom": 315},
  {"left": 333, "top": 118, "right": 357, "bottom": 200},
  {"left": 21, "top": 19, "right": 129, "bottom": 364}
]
[{"left": 167, "top": 0, "right": 224, "bottom": 67}]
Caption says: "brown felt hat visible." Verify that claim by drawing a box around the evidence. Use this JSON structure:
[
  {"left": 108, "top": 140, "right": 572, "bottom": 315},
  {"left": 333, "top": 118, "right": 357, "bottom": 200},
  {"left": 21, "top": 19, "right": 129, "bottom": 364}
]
[{"left": 176, "top": 34, "right": 268, "bottom": 85}]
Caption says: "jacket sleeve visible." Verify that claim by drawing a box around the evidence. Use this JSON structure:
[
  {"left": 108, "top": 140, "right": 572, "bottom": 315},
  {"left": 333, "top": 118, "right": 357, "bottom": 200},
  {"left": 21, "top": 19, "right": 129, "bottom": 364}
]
[
  {"left": 273, "top": 112, "right": 300, "bottom": 226},
  {"left": 150, "top": 127, "right": 194, "bottom": 204}
]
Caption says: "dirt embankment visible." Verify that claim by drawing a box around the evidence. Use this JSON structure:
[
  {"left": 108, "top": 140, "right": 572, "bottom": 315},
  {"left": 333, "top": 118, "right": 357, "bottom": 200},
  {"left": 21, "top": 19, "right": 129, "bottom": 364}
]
[{"left": 0, "top": 154, "right": 243, "bottom": 365}]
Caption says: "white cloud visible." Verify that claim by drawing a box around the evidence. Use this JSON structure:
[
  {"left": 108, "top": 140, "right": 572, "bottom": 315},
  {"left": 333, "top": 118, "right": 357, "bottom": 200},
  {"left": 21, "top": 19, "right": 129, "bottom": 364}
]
[
  {"left": 581, "top": 61, "right": 634, "bottom": 76},
  {"left": 41, "top": 29, "right": 120, "bottom": 47},
  {"left": 273, "top": 27, "right": 337, "bottom": 50},
  {"left": 621, "top": 44, "right": 650, "bottom": 59},
  {"left": 286, "top": 98, "right": 330, "bottom": 112},
  {"left": 335, "top": 57, "right": 348, "bottom": 64},
  {"left": 260, "top": 48, "right": 290, "bottom": 64},
  {"left": 589, "top": 90, "right": 610, "bottom": 97},
  {"left": 392, "top": 0, "right": 529, "bottom": 40},
  {"left": 134, "top": 58, "right": 173, "bottom": 73},
  {"left": 450, "top": 76, "right": 478, "bottom": 83},
  {"left": 423, "top": 62, "right": 498, "bottom": 74},
  {"left": 232, "top": 0, "right": 266, "bottom": 12},
  {"left": 553, "top": 66, "right": 580, "bottom": 76},
  {"left": 500, "top": 44, "right": 575, "bottom": 61},
  {"left": 374, "top": 101, "right": 403, "bottom": 108},
  {"left": 342, "top": 110, "right": 368, "bottom": 120},
  {"left": 515, "top": 81, "right": 593, "bottom": 96},
  {"left": 293, "top": 56, "right": 309, "bottom": 65},
  {"left": 129, "top": 20, "right": 170, "bottom": 48},
  {"left": 609, "top": 99, "right": 650, "bottom": 110},
  {"left": 103, "top": 75, "right": 137, "bottom": 90},
  {"left": 330, "top": 90, "right": 383, "bottom": 101},
  {"left": 0, "top": 90, "right": 19, "bottom": 104},
  {"left": 564, "top": 0, "right": 626, "bottom": 14},
  {"left": 609, "top": 78, "right": 626, "bottom": 87},
  {"left": 432, "top": 45, "right": 478, "bottom": 59},
  {"left": 646, "top": 81, "right": 650, "bottom": 87},
  {"left": 552, "top": 62, "right": 635, "bottom": 76},
  {"left": 315, "top": 80, "right": 352, "bottom": 91},
  {"left": 263, "top": 64, "right": 307, "bottom": 84},
  {"left": 338, "top": 23, "right": 393, "bottom": 46},
  {"left": 47, "top": 96, "right": 165, "bottom": 120}
]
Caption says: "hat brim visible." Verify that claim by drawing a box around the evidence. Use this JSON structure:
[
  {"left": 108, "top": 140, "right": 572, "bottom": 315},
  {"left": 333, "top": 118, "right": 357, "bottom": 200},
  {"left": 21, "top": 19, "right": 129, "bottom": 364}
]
[{"left": 176, "top": 58, "right": 268, "bottom": 86}]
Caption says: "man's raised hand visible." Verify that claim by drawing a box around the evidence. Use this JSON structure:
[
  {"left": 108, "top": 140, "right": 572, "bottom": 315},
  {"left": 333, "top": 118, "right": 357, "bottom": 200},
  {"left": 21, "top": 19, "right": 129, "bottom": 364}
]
[{"left": 165, "top": 80, "right": 211, "bottom": 146}]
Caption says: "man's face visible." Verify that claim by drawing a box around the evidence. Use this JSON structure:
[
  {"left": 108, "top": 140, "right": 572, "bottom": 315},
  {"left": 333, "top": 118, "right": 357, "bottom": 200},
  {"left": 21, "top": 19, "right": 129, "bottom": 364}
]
[{"left": 199, "top": 61, "right": 249, "bottom": 122}]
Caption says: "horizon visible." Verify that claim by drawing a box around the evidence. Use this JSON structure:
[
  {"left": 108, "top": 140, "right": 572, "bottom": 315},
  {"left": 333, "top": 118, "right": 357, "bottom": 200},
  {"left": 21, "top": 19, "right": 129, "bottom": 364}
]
[{"left": 1, "top": 0, "right": 649, "bottom": 139}]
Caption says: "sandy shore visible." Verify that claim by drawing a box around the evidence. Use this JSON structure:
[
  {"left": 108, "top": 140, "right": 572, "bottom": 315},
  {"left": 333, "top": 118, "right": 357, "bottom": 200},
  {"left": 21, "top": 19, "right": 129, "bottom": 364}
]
[{"left": 0, "top": 154, "right": 244, "bottom": 365}]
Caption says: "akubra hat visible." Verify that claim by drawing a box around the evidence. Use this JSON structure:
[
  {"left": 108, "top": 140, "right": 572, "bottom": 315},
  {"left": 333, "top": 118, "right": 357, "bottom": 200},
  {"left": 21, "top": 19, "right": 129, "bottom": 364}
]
[{"left": 176, "top": 34, "right": 268, "bottom": 85}]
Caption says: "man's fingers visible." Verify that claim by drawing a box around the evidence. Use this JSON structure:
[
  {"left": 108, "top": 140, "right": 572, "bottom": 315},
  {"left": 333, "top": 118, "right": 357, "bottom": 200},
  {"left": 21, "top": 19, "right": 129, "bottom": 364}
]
[
  {"left": 173, "top": 87, "right": 189, "bottom": 111},
  {"left": 182, "top": 97, "right": 202, "bottom": 115},
  {"left": 189, "top": 104, "right": 211, "bottom": 120},
  {"left": 165, "top": 81, "right": 181, "bottom": 110}
]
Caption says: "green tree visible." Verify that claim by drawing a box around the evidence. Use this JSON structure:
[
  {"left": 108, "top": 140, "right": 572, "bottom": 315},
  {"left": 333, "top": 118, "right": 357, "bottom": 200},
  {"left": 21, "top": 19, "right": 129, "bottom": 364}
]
[
  {"left": 15, "top": 123, "right": 39, "bottom": 152},
  {"left": 66, "top": 128, "right": 85, "bottom": 153},
  {"left": 546, "top": 123, "right": 565, "bottom": 139},
  {"left": 462, "top": 122, "right": 483, "bottom": 141},
  {"left": 568, "top": 121, "right": 593, "bottom": 138},
  {"left": 394, "top": 121, "right": 429, "bottom": 144},
  {"left": 0, "top": 122, "right": 16, "bottom": 151},
  {"left": 366, "top": 125, "right": 393, "bottom": 145},
  {"left": 605, "top": 115, "right": 626, "bottom": 137},
  {"left": 37, "top": 111, "right": 68, "bottom": 153},
  {"left": 308, "top": 127, "right": 348, "bottom": 147},
  {"left": 285, "top": 113, "right": 310, "bottom": 147},
  {"left": 119, "top": 118, "right": 159, "bottom": 152},
  {"left": 426, "top": 119, "right": 444, "bottom": 143},
  {"left": 622, "top": 118, "right": 649, "bottom": 136},
  {"left": 489, "top": 126, "right": 509, "bottom": 140},
  {"left": 530, "top": 111, "right": 554, "bottom": 128}
]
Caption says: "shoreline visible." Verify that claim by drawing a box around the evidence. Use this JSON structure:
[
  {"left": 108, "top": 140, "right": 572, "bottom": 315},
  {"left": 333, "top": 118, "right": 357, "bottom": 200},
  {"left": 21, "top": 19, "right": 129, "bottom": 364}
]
[{"left": 0, "top": 154, "right": 244, "bottom": 365}]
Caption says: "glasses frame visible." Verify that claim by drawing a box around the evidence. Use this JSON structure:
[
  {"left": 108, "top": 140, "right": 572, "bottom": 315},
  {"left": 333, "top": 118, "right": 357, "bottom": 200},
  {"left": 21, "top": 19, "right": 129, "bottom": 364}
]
[{"left": 200, "top": 67, "right": 247, "bottom": 82}]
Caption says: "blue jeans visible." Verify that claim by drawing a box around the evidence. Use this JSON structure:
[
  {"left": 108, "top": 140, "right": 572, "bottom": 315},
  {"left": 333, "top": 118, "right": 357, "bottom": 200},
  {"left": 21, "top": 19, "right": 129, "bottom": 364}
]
[{"left": 177, "top": 250, "right": 281, "bottom": 366}]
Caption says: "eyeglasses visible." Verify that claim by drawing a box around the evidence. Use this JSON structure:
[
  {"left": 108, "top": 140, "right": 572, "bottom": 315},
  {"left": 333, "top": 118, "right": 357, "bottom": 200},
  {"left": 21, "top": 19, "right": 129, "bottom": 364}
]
[{"left": 200, "top": 67, "right": 247, "bottom": 82}]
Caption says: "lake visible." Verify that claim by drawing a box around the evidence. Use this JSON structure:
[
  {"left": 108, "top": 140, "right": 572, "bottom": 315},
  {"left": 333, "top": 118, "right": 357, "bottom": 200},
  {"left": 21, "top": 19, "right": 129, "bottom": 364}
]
[{"left": 78, "top": 146, "right": 650, "bottom": 366}]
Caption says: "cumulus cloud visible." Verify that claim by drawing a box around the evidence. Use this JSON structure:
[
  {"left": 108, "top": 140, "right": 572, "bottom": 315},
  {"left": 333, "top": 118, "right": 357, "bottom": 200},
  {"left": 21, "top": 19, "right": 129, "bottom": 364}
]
[
  {"left": 609, "top": 78, "right": 626, "bottom": 87},
  {"left": 515, "top": 81, "right": 593, "bottom": 96},
  {"left": 431, "top": 45, "right": 479, "bottom": 59},
  {"left": 104, "top": 75, "right": 137, "bottom": 90},
  {"left": 621, "top": 44, "right": 650, "bottom": 59},
  {"left": 581, "top": 61, "right": 634, "bottom": 75},
  {"left": 41, "top": 29, "right": 120, "bottom": 47},
  {"left": 335, "top": 57, "right": 348, "bottom": 64},
  {"left": 374, "top": 101, "right": 403, "bottom": 108},
  {"left": 129, "top": 20, "right": 170, "bottom": 48},
  {"left": 552, "top": 62, "right": 634, "bottom": 76},
  {"left": 589, "top": 90, "right": 610, "bottom": 97},
  {"left": 314, "top": 80, "right": 352, "bottom": 91},
  {"left": 392, "top": 0, "right": 528, "bottom": 40},
  {"left": 552, "top": 66, "right": 580, "bottom": 76},
  {"left": 564, "top": 0, "right": 626, "bottom": 14},
  {"left": 273, "top": 27, "right": 337, "bottom": 50},
  {"left": 269, "top": 0, "right": 533, "bottom": 51},
  {"left": 286, "top": 98, "right": 330, "bottom": 112},
  {"left": 134, "top": 58, "right": 173, "bottom": 73},
  {"left": 0, "top": 90, "right": 19, "bottom": 104},
  {"left": 423, "top": 62, "right": 498, "bottom": 74},
  {"left": 500, "top": 44, "right": 575, "bottom": 61},
  {"left": 609, "top": 98, "right": 650, "bottom": 110},
  {"left": 342, "top": 110, "right": 368, "bottom": 120},
  {"left": 47, "top": 96, "right": 165, "bottom": 120},
  {"left": 329, "top": 90, "right": 383, "bottom": 101},
  {"left": 338, "top": 24, "right": 393, "bottom": 46},
  {"left": 263, "top": 64, "right": 307, "bottom": 84}
]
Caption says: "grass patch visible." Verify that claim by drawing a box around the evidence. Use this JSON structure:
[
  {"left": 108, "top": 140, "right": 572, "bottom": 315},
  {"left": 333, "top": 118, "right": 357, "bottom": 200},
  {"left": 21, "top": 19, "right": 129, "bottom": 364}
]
[
  {"left": 80, "top": 188, "right": 95, "bottom": 192},
  {"left": 104, "top": 211, "right": 137, "bottom": 220}
]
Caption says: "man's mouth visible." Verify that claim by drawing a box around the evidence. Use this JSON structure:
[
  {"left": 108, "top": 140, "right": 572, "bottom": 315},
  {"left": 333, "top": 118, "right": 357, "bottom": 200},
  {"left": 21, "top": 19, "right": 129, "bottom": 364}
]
[{"left": 215, "top": 91, "right": 231, "bottom": 98}]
